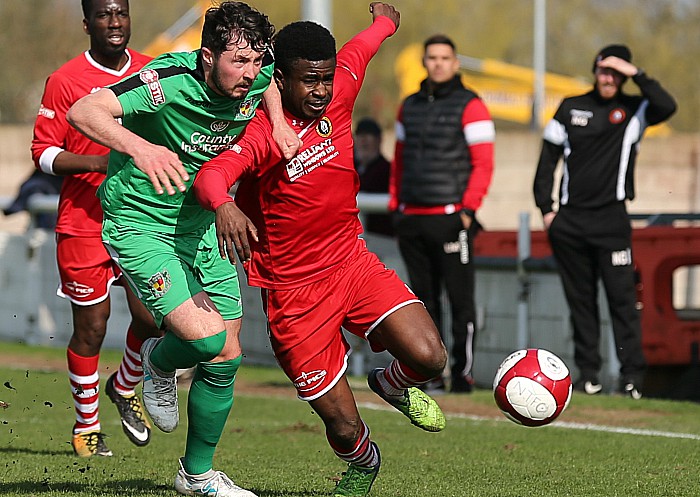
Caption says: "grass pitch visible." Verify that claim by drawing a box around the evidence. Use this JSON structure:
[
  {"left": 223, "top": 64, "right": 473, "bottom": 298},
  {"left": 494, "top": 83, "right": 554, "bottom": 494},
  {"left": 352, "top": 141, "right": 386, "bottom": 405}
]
[{"left": 1, "top": 342, "right": 700, "bottom": 496}]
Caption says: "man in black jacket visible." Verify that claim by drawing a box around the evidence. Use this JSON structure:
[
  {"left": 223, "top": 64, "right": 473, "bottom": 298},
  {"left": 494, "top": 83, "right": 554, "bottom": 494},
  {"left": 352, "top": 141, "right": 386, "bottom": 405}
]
[
  {"left": 533, "top": 44, "right": 677, "bottom": 399},
  {"left": 390, "top": 34, "right": 495, "bottom": 393}
]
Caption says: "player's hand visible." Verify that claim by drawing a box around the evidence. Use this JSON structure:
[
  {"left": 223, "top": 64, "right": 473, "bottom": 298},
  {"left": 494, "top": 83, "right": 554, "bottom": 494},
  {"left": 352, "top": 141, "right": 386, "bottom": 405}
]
[
  {"left": 272, "top": 120, "right": 302, "bottom": 160},
  {"left": 543, "top": 211, "right": 556, "bottom": 230},
  {"left": 132, "top": 143, "right": 190, "bottom": 195},
  {"left": 459, "top": 211, "right": 472, "bottom": 230},
  {"left": 596, "top": 56, "right": 638, "bottom": 78},
  {"left": 214, "top": 201, "right": 258, "bottom": 264},
  {"left": 369, "top": 2, "right": 400, "bottom": 31}
]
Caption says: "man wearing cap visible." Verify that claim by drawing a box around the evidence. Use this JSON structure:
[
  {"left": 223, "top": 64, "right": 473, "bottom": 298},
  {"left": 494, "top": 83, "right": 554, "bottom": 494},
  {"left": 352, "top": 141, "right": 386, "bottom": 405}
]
[
  {"left": 354, "top": 117, "right": 393, "bottom": 236},
  {"left": 533, "top": 44, "right": 676, "bottom": 399}
]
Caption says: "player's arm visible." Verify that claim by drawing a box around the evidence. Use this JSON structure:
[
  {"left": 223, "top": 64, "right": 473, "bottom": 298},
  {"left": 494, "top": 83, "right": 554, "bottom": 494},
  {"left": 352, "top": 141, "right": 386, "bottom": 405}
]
[
  {"left": 31, "top": 74, "right": 109, "bottom": 176},
  {"left": 598, "top": 56, "right": 677, "bottom": 125},
  {"left": 194, "top": 122, "right": 271, "bottom": 264},
  {"left": 460, "top": 98, "right": 495, "bottom": 229},
  {"left": 263, "top": 84, "right": 301, "bottom": 160},
  {"left": 194, "top": 157, "right": 257, "bottom": 264},
  {"left": 335, "top": 3, "right": 399, "bottom": 98},
  {"left": 67, "top": 88, "right": 189, "bottom": 195}
]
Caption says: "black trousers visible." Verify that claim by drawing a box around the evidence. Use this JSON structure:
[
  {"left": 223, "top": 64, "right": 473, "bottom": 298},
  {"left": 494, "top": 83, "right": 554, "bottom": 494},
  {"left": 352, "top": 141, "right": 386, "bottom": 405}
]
[
  {"left": 547, "top": 203, "right": 646, "bottom": 383},
  {"left": 395, "top": 212, "right": 476, "bottom": 381}
]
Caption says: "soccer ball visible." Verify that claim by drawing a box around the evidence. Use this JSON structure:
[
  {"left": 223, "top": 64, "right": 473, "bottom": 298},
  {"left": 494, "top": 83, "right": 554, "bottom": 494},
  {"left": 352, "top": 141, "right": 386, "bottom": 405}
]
[{"left": 493, "top": 348, "right": 572, "bottom": 427}]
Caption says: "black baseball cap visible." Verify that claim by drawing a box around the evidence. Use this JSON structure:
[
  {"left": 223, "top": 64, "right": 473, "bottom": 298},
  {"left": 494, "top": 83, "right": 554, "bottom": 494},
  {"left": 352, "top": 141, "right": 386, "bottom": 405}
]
[
  {"left": 355, "top": 117, "right": 382, "bottom": 137},
  {"left": 592, "top": 44, "right": 632, "bottom": 73}
]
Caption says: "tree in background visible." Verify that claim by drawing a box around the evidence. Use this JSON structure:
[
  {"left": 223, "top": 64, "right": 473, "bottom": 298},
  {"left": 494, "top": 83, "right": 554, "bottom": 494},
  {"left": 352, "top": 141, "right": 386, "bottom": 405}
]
[{"left": 1, "top": 0, "right": 698, "bottom": 131}]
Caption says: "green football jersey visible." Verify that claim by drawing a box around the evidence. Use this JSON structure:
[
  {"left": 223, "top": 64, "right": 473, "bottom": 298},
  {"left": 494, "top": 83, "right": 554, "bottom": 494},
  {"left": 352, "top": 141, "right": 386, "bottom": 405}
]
[{"left": 97, "top": 49, "right": 273, "bottom": 233}]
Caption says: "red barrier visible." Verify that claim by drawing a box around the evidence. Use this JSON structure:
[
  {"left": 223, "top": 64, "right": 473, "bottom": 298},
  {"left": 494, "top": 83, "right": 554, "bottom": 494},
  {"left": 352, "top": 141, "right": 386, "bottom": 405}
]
[{"left": 475, "top": 227, "right": 700, "bottom": 367}]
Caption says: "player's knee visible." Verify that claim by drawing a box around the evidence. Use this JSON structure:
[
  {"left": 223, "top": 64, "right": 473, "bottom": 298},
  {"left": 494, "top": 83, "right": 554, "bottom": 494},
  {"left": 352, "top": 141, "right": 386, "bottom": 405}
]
[
  {"left": 413, "top": 341, "right": 448, "bottom": 378},
  {"left": 183, "top": 330, "right": 227, "bottom": 363},
  {"left": 328, "top": 415, "right": 363, "bottom": 447}
]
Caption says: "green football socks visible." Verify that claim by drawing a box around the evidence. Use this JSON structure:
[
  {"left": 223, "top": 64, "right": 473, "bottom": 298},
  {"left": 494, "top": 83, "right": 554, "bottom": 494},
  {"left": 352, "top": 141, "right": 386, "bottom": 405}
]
[{"left": 182, "top": 356, "right": 241, "bottom": 475}]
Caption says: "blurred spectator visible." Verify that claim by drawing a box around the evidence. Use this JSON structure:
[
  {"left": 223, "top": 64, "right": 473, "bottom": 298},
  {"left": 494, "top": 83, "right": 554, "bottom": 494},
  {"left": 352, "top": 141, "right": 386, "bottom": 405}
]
[
  {"left": 390, "top": 34, "right": 495, "bottom": 394},
  {"left": 354, "top": 117, "right": 393, "bottom": 236},
  {"left": 533, "top": 44, "right": 677, "bottom": 399},
  {"left": 2, "top": 169, "right": 63, "bottom": 229}
]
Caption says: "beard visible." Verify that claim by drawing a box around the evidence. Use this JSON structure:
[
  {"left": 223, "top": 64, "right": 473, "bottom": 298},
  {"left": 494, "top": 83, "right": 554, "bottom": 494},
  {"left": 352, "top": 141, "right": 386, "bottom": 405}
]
[{"left": 210, "top": 62, "right": 252, "bottom": 100}]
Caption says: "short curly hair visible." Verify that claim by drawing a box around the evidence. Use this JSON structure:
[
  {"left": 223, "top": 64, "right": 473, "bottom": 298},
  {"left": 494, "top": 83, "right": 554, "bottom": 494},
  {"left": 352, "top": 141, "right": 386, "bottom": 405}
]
[
  {"left": 81, "top": 0, "right": 129, "bottom": 19},
  {"left": 274, "top": 21, "right": 336, "bottom": 76},
  {"left": 201, "top": 1, "right": 275, "bottom": 56}
]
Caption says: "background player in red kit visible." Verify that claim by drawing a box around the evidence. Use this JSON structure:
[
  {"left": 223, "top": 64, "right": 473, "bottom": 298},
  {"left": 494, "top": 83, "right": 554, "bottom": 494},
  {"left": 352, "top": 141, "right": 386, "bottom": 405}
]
[
  {"left": 30, "top": 0, "right": 159, "bottom": 457},
  {"left": 194, "top": 4, "right": 447, "bottom": 496}
]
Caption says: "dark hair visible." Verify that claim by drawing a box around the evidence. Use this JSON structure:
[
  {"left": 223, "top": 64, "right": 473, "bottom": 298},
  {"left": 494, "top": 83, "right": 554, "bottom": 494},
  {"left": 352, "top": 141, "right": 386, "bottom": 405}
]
[
  {"left": 201, "top": 1, "right": 275, "bottom": 57},
  {"left": 81, "top": 0, "right": 129, "bottom": 19},
  {"left": 355, "top": 117, "right": 382, "bottom": 137},
  {"left": 81, "top": 0, "right": 92, "bottom": 19},
  {"left": 273, "top": 21, "right": 336, "bottom": 76},
  {"left": 424, "top": 34, "right": 456, "bottom": 52}
]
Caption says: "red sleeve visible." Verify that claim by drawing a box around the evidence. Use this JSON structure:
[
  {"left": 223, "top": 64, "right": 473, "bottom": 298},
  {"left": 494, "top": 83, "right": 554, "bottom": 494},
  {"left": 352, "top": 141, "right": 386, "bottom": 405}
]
[
  {"left": 30, "top": 72, "right": 73, "bottom": 167},
  {"left": 460, "top": 98, "right": 495, "bottom": 213},
  {"left": 388, "top": 105, "right": 404, "bottom": 212},
  {"left": 334, "top": 15, "right": 397, "bottom": 106},
  {"left": 193, "top": 113, "right": 275, "bottom": 211}
]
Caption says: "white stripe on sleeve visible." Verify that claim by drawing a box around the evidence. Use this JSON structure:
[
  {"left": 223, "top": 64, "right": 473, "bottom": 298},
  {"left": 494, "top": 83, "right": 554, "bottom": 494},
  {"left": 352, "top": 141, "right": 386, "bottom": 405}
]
[{"left": 463, "top": 120, "right": 495, "bottom": 145}]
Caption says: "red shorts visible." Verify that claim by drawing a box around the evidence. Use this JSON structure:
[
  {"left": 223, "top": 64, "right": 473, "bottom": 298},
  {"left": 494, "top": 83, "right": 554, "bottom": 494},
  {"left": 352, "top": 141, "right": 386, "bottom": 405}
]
[
  {"left": 263, "top": 245, "right": 421, "bottom": 401},
  {"left": 56, "top": 234, "right": 121, "bottom": 306}
]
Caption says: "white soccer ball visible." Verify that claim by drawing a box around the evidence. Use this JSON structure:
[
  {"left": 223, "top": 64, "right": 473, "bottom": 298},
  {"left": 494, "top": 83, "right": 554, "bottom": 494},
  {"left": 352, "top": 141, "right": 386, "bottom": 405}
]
[{"left": 493, "top": 348, "right": 572, "bottom": 427}]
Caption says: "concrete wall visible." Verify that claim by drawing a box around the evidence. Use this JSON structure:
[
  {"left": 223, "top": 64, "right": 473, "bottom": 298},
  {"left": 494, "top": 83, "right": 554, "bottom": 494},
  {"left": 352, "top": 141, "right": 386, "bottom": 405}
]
[{"left": 2, "top": 125, "right": 699, "bottom": 233}]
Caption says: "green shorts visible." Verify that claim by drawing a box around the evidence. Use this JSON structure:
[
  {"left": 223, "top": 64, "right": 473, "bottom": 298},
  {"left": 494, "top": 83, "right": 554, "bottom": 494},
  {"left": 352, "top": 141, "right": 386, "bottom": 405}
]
[{"left": 102, "top": 219, "right": 243, "bottom": 327}]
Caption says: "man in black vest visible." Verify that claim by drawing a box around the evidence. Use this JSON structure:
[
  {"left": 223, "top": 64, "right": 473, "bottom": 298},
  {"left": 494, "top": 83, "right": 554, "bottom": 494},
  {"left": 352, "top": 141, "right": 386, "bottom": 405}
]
[
  {"left": 533, "top": 44, "right": 676, "bottom": 399},
  {"left": 390, "top": 34, "right": 495, "bottom": 393}
]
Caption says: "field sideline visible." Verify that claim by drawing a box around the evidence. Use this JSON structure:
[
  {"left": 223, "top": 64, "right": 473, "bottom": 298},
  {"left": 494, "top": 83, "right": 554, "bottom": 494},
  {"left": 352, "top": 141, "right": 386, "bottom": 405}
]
[{"left": 1, "top": 342, "right": 700, "bottom": 496}]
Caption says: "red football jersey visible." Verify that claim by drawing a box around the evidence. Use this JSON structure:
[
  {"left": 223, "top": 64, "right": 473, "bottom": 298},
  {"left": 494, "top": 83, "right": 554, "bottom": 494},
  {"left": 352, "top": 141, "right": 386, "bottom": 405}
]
[
  {"left": 195, "top": 17, "right": 397, "bottom": 289},
  {"left": 31, "top": 49, "right": 152, "bottom": 236}
]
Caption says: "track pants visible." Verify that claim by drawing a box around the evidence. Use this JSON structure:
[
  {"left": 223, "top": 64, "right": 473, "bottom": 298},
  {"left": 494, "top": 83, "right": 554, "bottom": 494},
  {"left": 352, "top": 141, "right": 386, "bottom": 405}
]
[
  {"left": 547, "top": 203, "right": 646, "bottom": 383},
  {"left": 396, "top": 212, "right": 476, "bottom": 381}
]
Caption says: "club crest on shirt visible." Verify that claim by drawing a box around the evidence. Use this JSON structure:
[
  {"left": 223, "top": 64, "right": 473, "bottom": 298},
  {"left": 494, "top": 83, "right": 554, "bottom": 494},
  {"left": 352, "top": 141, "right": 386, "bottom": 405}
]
[
  {"left": 609, "top": 108, "right": 626, "bottom": 124},
  {"left": 147, "top": 269, "right": 171, "bottom": 298},
  {"left": 139, "top": 69, "right": 165, "bottom": 106},
  {"left": 316, "top": 116, "right": 332, "bottom": 137},
  {"left": 236, "top": 97, "right": 257, "bottom": 119}
]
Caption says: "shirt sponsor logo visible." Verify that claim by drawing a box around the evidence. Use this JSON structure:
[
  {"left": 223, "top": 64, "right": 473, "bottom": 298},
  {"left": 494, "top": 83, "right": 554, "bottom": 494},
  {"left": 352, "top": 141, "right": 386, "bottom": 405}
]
[
  {"left": 570, "top": 109, "right": 593, "bottom": 127},
  {"left": 65, "top": 281, "right": 94, "bottom": 297},
  {"left": 210, "top": 120, "right": 230, "bottom": 133},
  {"left": 181, "top": 132, "right": 238, "bottom": 155},
  {"left": 139, "top": 69, "right": 165, "bottom": 106},
  {"left": 147, "top": 269, "right": 171, "bottom": 298},
  {"left": 37, "top": 104, "right": 56, "bottom": 119},
  {"left": 609, "top": 108, "right": 626, "bottom": 124},
  {"left": 236, "top": 97, "right": 257, "bottom": 119},
  {"left": 316, "top": 116, "right": 332, "bottom": 137},
  {"left": 293, "top": 369, "right": 327, "bottom": 392},
  {"left": 285, "top": 138, "right": 338, "bottom": 182}
]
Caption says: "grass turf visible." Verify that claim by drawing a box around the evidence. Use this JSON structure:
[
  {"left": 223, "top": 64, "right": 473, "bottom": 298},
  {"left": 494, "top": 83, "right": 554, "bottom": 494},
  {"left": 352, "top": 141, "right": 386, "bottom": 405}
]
[{"left": 1, "top": 343, "right": 700, "bottom": 496}]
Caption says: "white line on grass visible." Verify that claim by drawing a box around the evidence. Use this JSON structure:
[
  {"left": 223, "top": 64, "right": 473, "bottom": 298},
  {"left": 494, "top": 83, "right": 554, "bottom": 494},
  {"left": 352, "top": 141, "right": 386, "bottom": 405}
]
[{"left": 356, "top": 401, "right": 700, "bottom": 441}]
